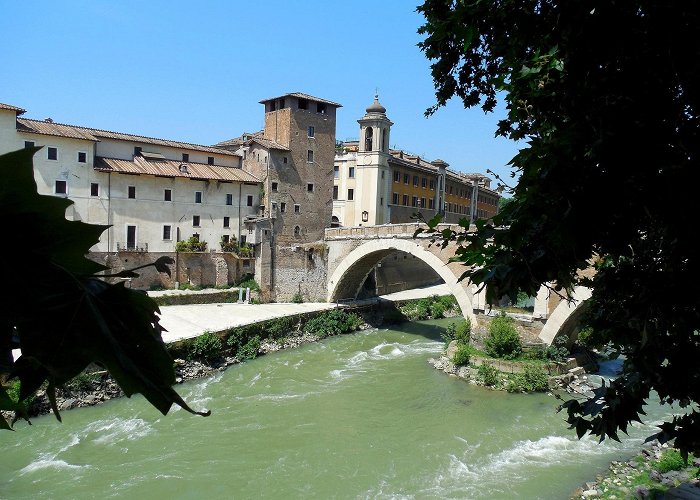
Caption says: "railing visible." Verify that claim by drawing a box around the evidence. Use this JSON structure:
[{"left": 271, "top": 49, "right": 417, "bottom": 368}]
[
  {"left": 116, "top": 242, "right": 149, "bottom": 253},
  {"left": 324, "top": 222, "right": 462, "bottom": 240}
]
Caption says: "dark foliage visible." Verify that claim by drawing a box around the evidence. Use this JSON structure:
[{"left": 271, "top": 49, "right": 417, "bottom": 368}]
[
  {"left": 0, "top": 148, "right": 209, "bottom": 429},
  {"left": 417, "top": 0, "right": 700, "bottom": 455}
]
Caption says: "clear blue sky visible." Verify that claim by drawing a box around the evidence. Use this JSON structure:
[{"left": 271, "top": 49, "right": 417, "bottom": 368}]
[{"left": 1, "top": 0, "right": 520, "bottom": 189}]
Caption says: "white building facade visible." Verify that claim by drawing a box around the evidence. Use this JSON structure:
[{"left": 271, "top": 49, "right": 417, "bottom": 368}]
[{"left": 0, "top": 103, "right": 261, "bottom": 254}]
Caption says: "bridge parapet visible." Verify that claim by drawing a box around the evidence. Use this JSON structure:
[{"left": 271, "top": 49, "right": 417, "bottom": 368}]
[{"left": 324, "top": 223, "right": 463, "bottom": 241}]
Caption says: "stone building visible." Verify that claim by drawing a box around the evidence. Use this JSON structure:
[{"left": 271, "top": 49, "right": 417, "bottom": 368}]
[
  {"left": 215, "top": 93, "right": 342, "bottom": 300},
  {"left": 0, "top": 101, "right": 261, "bottom": 288},
  {"left": 332, "top": 96, "right": 500, "bottom": 228}
]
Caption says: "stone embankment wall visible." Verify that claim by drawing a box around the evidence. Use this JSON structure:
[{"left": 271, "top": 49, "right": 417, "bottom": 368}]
[
  {"left": 91, "top": 251, "right": 254, "bottom": 290},
  {"left": 272, "top": 243, "right": 329, "bottom": 302}
]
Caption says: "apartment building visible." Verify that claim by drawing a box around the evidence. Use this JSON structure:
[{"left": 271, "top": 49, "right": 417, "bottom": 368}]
[
  {"left": 332, "top": 96, "right": 500, "bottom": 228},
  {"left": 0, "top": 102, "right": 261, "bottom": 255}
]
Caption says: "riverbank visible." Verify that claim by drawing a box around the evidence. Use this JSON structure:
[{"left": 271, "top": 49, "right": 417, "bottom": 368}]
[
  {"left": 569, "top": 440, "right": 700, "bottom": 499},
  {"left": 20, "top": 331, "right": 328, "bottom": 417}
]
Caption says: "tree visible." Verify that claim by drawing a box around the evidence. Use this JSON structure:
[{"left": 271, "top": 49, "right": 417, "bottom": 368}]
[
  {"left": 0, "top": 148, "right": 210, "bottom": 428},
  {"left": 416, "top": 0, "right": 700, "bottom": 456}
]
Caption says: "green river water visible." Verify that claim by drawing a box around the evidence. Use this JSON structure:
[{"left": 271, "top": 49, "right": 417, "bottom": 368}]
[{"left": 0, "top": 320, "right": 673, "bottom": 499}]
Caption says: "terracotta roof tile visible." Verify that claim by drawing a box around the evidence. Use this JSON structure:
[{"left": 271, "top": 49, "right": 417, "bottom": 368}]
[
  {"left": 0, "top": 103, "right": 26, "bottom": 115},
  {"left": 17, "top": 118, "right": 238, "bottom": 156},
  {"left": 95, "top": 156, "right": 260, "bottom": 183}
]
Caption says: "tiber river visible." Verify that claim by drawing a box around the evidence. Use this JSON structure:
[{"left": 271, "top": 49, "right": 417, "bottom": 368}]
[{"left": 0, "top": 319, "right": 673, "bottom": 499}]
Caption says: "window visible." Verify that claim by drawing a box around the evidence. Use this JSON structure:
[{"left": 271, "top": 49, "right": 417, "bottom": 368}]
[
  {"left": 163, "top": 225, "right": 172, "bottom": 240},
  {"left": 294, "top": 204, "right": 300, "bottom": 213},
  {"left": 421, "top": 197, "right": 426, "bottom": 208},
  {"left": 77, "top": 151, "right": 87, "bottom": 163},
  {"left": 128, "top": 186, "right": 136, "bottom": 199},
  {"left": 308, "top": 126, "right": 315, "bottom": 137},
  {"left": 283, "top": 156, "right": 288, "bottom": 164},
  {"left": 429, "top": 199, "right": 435, "bottom": 209},
  {"left": 294, "top": 226, "right": 301, "bottom": 237},
  {"left": 246, "top": 195, "right": 253, "bottom": 207},
  {"left": 193, "top": 215, "right": 200, "bottom": 227},
  {"left": 307, "top": 150, "right": 314, "bottom": 163},
  {"left": 164, "top": 189, "right": 172, "bottom": 201},
  {"left": 381, "top": 171, "right": 385, "bottom": 179},
  {"left": 413, "top": 175, "right": 419, "bottom": 187},
  {"left": 195, "top": 191, "right": 202, "bottom": 203},
  {"left": 298, "top": 98, "right": 308, "bottom": 110},
  {"left": 317, "top": 102, "right": 327, "bottom": 114},
  {"left": 90, "top": 183, "right": 99, "bottom": 197},
  {"left": 380, "top": 197, "right": 384, "bottom": 205},
  {"left": 365, "top": 127, "right": 373, "bottom": 151},
  {"left": 47, "top": 147, "right": 58, "bottom": 160},
  {"left": 272, "top": 182, "right": 278, "bottom": 192},
  {"left": 24, "top": 141, "right": 34, "bottom": 149},
  {"left": 333, "top": 186, "right": 338, "bottom": 200},
  {"left": 402, "top": 194, "right": 409, "bottom": 206},
  {"left": 347, "top": 189, "right": 354, "bottom": 201},
  {"left": 126, "top": 225, "right": 137, "bottom": 249},
  {"left": 226, "top": 193, "right": 233, "bottom": 205},
  {"left": 55, "top": 180, "right": 67, "bottom": 194},
  {"left": 392, "top": 192, "right": 399, "bottom": 204},
  {"left": 182, "top": 153, "right": 189, "bottom": 162},
  {"left": 243, "top": 150, "right": 247, "bottom": 160},
  {"left": 348, "top": 167, "right": 355, "bottom": 178},
  {"left": 403, "top": 173, "right": 409, "bottom": 185},
  {"left": 134, "top": 146, "right": 142, "bottom": 156},
  {"left": 429, "top": 180, "right": 435, "bottom": 190},
  {"left": 222, "top": 235, "right": 230, "bottom": 243},
  {"left": 207, "top": 156, "right": 214, "bottom": 165},
  {"left": 307, "top": 183, "right": 314, "bottom": 192},
  {"left": 412, "top": 196, "right": 418, "bottom": 208},
  {"left": 280, "top": 202, "right": 286, "bottom": 213},
  {"left": 240, "top": 235, "right": 247, "bottom": 244},
  {"left": 223, "top": 216, "right": 230, "bottom": 228},
  {"left": 422, "top": 177, "right": 427, "bottom": 188},
  {"left": 334, "top": 166, "right": 339, "bottom": 178},
  {"left": 271, "top": 201, "right": 277, "bottom": 212}
]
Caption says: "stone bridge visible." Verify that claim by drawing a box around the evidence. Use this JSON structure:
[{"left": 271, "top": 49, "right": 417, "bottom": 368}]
[{"left": 324, "top": 223, "right": 591, "bottom": 345}]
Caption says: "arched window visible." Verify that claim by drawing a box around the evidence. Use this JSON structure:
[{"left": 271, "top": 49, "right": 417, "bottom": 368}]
[
  {"left": 364, "top": 127, "right": 373, "bottom": 151},
  {"left": 294, "top": 225, "right": 301, "bottom": 237},
  {"left": 331, "top": 216, "right": 341, "bottom": 228},
  {"left": 382, "top": 128, "right": 387, "bottom": 152}
]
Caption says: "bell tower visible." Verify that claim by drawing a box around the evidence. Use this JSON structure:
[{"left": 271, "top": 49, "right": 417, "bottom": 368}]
[{"left": 356, "top": 95, "right": 393, "bottom": 225}]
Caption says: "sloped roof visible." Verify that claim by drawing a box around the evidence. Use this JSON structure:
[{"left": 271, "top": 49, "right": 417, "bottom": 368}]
[
  {"left": 259, "top": 92, "right": 342, "bottom": 107},
  {"left": 214, "top": 132, "right": 290, "bottom": 151},
  {"left": 95, "top": 156, "right": 260, "bottom": 183},
  {"left": 17, "top": 118, "right": 237, "bottom": 156},
  {"left": 0, "top": 103, "right": 26, "bottom": 115}
]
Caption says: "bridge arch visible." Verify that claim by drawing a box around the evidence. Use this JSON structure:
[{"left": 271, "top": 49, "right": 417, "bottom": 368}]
[
  {"left": 538, "top": 286, "right": 592, "bottom": 345},
  {"left": 327, "top": 238, "right": 478, "bottom": 326}
]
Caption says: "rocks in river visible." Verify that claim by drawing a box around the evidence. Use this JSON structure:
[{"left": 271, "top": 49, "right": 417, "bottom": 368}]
[{"left": 573, "top": 440, "right": 699, "bottom": 500}]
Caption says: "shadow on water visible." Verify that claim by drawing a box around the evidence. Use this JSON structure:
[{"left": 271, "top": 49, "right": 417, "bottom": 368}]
[{"left": 384, "top": 318, "right": 447, "bottom": 342}]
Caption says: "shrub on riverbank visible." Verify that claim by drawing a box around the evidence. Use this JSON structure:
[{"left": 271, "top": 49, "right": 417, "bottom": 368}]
[
  {"left": 506, "top": 364, "right": 549, "bottom": 393},
  {"left": 400, "top": 295, "right": 459, "bottom": 321},
  {"left": 484, "top": 314, "right": 522, "bottom": 360},
  {"left": 303, "top": 309, "right": 362, "bottom": 339},
  {"left": 452, "top": 344, "right": 471, "bottom": 366},
  {"left": 188, "top": 331, "right": 223, "bottom": 362}
]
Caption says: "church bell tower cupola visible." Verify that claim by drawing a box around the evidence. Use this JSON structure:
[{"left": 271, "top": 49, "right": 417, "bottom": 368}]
[{"left": 358, "top": 94, "right": 392, "bottom": 153}]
